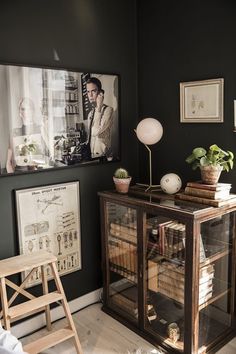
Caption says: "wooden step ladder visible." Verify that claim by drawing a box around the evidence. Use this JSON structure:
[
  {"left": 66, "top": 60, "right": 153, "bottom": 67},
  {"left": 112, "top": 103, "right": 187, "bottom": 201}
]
[{"left": 0, "top": 250, "right": 83, "bottom": 354}]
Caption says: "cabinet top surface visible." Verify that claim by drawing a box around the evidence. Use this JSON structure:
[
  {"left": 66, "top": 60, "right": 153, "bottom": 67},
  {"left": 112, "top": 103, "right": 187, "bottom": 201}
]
[{"left": 98, "top": 186, "right": 236, "bottom": 217}]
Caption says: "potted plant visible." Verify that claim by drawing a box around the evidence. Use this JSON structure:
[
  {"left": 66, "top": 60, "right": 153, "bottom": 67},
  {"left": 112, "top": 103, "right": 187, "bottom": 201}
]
[
  {"left": 186, "top": 144, "right": 234, "bottom": 184},
  {"left": 15, "top": 137, "right": 38, "bottom": 169},
  {"left": 113, "top": 168, "right": 132, "bottom": 193}
]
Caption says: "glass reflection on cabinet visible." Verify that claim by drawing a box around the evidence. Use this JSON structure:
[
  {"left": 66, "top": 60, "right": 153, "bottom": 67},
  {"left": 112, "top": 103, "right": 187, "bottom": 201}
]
[
  {"left": 145, "top": 214, "right": 186, "bottom": 352},
  {"left": 106, "top": 202, "right": 138, "bottom": 323},
  {"left": 198, "top": 213, "right": 234, "bottom": 351}
]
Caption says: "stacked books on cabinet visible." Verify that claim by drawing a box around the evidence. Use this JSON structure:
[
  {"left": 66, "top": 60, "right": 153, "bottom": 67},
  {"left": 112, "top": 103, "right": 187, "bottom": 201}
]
[{"left": 176, "top": 181, "right": 236, "bottom": 207}]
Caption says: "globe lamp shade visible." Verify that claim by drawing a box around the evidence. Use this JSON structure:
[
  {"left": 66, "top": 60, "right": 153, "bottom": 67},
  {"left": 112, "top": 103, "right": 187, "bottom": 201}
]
[{"left": 136, "top": 118, "right": 163, "bottom": 145}]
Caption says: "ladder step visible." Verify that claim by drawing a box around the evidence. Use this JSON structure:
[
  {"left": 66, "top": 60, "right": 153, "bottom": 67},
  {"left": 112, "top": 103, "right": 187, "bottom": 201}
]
[
  {"left": 0, "top": 251, "right": 57, "bottom": 278},
  {"left": 8, "top": 292, "right": 63, "bottom": 320},
  {"left": 23, "top": 327, "right": 75, "bottom": 354}
]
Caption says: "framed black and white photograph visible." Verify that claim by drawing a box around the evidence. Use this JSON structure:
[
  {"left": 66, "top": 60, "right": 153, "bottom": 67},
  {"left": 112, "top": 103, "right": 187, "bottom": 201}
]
[
  {"left": 180, "top": 78, "right": 224, "bottom": 123},
  {"left": 15, "top": 181, "right": 81, "bottom": 287},
  {"left": 0, "top": 63, "right": 119, "bottom": 175}
]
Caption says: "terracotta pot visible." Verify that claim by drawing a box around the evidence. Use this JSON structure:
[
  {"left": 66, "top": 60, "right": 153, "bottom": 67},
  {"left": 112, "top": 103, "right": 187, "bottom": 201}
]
[
  {"left": 200, "top": 165, "right": 223, "bottom": 185},
  {"left": 113, "top": 176, "right": 132, "bottom": 194}
]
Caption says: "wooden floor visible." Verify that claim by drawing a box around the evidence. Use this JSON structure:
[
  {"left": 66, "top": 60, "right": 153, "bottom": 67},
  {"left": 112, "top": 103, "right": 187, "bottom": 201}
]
[{"left": 21, "top": 303, "right": 236, "bottom": 353}]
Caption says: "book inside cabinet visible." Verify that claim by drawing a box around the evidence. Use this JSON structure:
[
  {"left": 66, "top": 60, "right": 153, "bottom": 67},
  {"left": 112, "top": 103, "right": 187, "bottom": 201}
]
[
  {"left": 99, "top": 189, "right": 236, "bottom": 354},
  {"left": 106, "top": 202, "right": 138, "bottom": 323}
]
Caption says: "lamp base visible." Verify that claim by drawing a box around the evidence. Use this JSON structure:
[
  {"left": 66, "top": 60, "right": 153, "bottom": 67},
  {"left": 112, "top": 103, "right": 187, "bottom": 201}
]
[{"left": 136, "top": 183, "right": 161, "bottom": 192}]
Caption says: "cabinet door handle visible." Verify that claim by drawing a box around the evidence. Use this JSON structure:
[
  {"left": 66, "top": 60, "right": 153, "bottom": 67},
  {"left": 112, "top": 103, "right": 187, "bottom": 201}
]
[{"left": 139, "top": 265, "right": 143, "bottom": 279}]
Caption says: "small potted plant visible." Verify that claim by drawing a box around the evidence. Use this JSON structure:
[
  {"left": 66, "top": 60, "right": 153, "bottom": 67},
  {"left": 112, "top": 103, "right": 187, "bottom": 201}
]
[
  {"left": 15, "top": 137, "right": 38, "bottom": 169},
  {"left": 186, "top": 144, "right": 234, "bottom": 184},
  {"left": 113, "top": 168, "right": 132, "bottom": 193}
]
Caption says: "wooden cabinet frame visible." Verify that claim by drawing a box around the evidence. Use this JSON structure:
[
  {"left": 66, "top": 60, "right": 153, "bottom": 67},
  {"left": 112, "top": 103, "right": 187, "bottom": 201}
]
[{"left": 99, "top": 189, "right": 236, "bottom": 354}]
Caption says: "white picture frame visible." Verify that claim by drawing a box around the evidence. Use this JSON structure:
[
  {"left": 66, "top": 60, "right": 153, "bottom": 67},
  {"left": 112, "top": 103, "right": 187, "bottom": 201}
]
[
  {"left": 180, "top": 78, "right": 224, "bottom": 123},
  {"left": 15, "top": 181, "right": 82, "bottom": 287}
]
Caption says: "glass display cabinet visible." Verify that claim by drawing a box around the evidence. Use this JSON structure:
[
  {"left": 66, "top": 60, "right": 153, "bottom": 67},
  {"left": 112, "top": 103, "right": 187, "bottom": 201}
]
[{"left": 98, "top": 187, "right": 236, "bottom": 354}]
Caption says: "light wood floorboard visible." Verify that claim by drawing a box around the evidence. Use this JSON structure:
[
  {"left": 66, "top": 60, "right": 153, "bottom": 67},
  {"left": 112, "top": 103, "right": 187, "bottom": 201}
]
[{"left": 20, "top": 303, "right": 236, "bottom": 353}]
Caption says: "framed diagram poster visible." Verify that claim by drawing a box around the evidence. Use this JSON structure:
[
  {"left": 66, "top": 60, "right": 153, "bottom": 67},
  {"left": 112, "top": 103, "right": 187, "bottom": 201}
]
[{"left": 15, "top": 181, "right": 81, "bottom": 287}]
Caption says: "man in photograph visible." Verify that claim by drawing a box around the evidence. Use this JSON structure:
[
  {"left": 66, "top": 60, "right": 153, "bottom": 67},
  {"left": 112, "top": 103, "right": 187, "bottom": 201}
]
[{"left": 86, "top": 77, "right": 114, "bottom": 158}]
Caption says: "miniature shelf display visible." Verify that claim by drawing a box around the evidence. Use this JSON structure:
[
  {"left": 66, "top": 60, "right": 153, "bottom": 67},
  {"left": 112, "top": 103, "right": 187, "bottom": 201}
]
[
  {"left": 42, "top": 70, "right": 80, "bottom": 132},
  {"left": 98, "top": 187, "right": 236, "bottom": 354}
]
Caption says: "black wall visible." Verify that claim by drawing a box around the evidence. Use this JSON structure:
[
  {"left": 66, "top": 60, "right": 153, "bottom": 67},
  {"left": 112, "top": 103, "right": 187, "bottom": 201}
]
[
  {"left": 137, "top": 0, "right": 236, "bottom": 190},
  {"left": 0, "top": 0, "right": 138, "bottom": 300},
  {"left": 2, "top": 0, "right": 236, "bottom": 303}
]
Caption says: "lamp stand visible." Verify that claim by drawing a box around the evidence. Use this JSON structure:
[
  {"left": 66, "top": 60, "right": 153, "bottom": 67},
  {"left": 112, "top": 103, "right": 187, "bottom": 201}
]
[{"left": 136, "top": 144, "right": 161, "bottom": 192}]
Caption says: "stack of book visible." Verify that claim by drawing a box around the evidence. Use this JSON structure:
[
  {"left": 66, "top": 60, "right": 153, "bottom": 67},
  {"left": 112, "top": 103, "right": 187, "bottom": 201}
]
[
  {"left": 176, "top": 181, "right": 236, "bottom": 207},
  {"left": 157, "top": 261, "right": 214, "bottom": 305},
  {"left": 109, "top": 221, "right": 137, "bottom": 282},
  {"left": 111, "top": 284, "right": 138, "bottom": 318},
  {"left": 146, "top": 218, "right": 186, "bottom": 262},
  {"left": 161, "top": 221, "right": 185, "bottom": 261}
]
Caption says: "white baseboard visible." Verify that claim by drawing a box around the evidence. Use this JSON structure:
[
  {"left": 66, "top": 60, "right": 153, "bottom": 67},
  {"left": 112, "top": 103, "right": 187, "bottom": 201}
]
[{"left": 11, "top": 288, "right": 102, "bottom": 339}]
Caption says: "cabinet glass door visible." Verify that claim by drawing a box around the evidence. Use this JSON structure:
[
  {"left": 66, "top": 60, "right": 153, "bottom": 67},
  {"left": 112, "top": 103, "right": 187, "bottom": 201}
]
[
  {"left": 198, "top": 212, "right": 235, "bottom": 352},
  {"left": 106, "top": 202, "right": 138, "bottom": 323},
  {"left": 144, "top": 213, "right": 186, "bottom": 352}
]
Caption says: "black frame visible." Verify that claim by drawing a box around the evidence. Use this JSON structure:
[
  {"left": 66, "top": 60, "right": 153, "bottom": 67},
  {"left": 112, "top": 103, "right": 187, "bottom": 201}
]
[{"left": 0, "top": 62, "right": 120, "bottom": 176}]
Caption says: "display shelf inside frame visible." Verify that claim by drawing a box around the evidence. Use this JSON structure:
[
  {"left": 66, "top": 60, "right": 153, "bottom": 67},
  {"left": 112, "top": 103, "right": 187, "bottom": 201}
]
[
  {"left": 15, "top": 181, "right": 82, "bottom": 287},
  {"left": 0, "top": 63, "right": 120, "bottom": 176}
]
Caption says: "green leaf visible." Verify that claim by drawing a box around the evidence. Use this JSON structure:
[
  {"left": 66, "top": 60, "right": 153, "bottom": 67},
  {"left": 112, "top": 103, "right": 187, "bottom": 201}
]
[
  {"left": 192, "top": 161, "right": 200, "bottom": 170},
  {"left": 185, "top": 154, "right": 196, "bottom": 164},
  {"left": 209, "top": 144, "right": 219, "bottom": 151},
  {"left": 225, "top": 165, "right": 229, "bottom": 172},
  {"left": 192, "top": 147, "right": 206, "bottom": 158},
  {"left": 210, "top": 144, "right": 227, "bottom": 156},
  {"left": 200, "top": 156, "right": 209, "bottom": 166},
  {"left": 221, "top": 162, "right": 229, "bottom": 172},
  {"left": 228, "top": 159, "right": 234, "bottom": 169}
]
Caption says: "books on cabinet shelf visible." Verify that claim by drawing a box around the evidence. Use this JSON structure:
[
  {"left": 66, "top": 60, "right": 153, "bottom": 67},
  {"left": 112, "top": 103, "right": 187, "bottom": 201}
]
[
  {"left": 108, "top": 213, "right": 218, "bottom": 309},
  {"left": 109, "top": 215, "right": 208, "bottom": 287},
  {"left": 110, "top": 283, "right": 138, "bottom": 318},
  {"left": 157, "top": 261, "right": 214, "bottom": 305},
  {"left": 108, "top": 236, "right": 137, "bottom": 282},
  {"left": 148, "top": 219, "right": 189, "bottom": 263},
  {"left": 109, "top": 220, "right": 137, "bottom": 282}
]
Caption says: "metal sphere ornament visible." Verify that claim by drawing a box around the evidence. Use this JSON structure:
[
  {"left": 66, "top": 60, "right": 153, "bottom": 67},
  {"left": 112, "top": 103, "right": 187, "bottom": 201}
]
[{"left": 160, "top": 173, "right": 182, "bottom": 194}]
